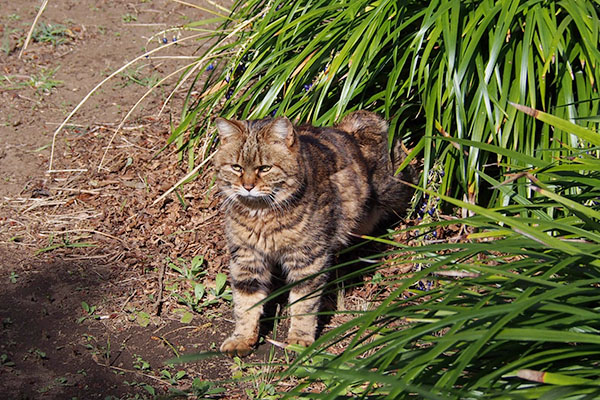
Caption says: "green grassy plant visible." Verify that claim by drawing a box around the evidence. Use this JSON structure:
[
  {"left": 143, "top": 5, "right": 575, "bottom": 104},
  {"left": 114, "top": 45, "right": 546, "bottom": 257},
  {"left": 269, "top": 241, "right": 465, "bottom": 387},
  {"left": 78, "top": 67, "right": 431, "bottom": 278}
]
[
  {"left": 167, "top": 1, "right": 600, "bottom": 397},
  {"left": 31, "top": 22, "right": 71, "bottom": 46},
  {"left": 263, "top": 113, "right": 600, "bottom": 398},
  {"left": 166, "top": 256, "right": 232, "bottom": 316},
  {"left": 176, "top": 0, "right": 600, "bottom": 210}
]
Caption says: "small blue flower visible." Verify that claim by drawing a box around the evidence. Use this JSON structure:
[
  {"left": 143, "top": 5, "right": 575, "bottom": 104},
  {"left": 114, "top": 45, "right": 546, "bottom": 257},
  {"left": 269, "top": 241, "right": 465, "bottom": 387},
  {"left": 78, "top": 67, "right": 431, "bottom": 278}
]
[
  {"left": 224, "top": 75, "right": 230, "bottom": 83},
  {"left": 271, "top": 107, "right": 279, "bottom": 116},
  {"left": 303, "top": 83, "right": 312, "bottom": 91},
  {"left": 162, "top": 37, "right": 168, "bottom": 44},
  {"left": 206, "top": 64, "right": 214, "bottom": 71},
  {"left": 440, "top": 170, "right": 445, "bottom": 177},
  {"left": 225, "top": 89, "right": 234, "bottom": 99},
  {"left": 428, "top": 209, "right": 434, "bottom": 216},
  {"left": 172, "top": 37, "right": 177, "bottom": 42}
]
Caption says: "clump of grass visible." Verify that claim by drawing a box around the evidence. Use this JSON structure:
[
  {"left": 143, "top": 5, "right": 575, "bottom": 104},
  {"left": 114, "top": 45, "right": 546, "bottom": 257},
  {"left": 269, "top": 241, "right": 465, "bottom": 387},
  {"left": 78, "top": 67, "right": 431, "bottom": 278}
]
[
  {"left": 31, "top": 22, "right": 72, "bottom": 46},
  {"left": 29, "top": 67, "right": 63, "bottom": 93},
  {"left": 174, "top": 0, "right": 600, "bottom": 211},
  {"left": 167, "top": 1, "right": 600, "bottom": 395},
  {"left": 261, "top": 112, "right": 600, "bottom": 398},
  {"left": 119, "top": 65, "right": 162, "bottom": 88}
]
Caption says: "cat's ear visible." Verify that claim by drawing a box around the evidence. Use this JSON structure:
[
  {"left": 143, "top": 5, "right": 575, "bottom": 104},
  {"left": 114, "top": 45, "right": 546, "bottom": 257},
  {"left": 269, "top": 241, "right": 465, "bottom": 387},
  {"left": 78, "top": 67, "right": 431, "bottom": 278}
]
[
  {"left": 214, "top": 118, "right": 245, "bottom": 142},
  {"left": 270, "top": 117, "right": 295, "bottom": 147}
]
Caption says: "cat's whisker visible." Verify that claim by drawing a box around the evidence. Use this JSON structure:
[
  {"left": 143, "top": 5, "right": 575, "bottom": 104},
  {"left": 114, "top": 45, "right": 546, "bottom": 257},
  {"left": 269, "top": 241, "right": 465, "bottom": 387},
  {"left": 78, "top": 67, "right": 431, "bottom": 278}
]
[{"left": 219, "top": 191, "right": 238, "bottom": 211}]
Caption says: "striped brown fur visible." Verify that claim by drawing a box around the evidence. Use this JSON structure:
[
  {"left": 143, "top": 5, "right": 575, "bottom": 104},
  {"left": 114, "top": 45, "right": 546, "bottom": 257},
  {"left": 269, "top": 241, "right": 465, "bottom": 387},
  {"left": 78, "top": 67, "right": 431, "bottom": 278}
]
[{"left": 214, "top": 110, "right": 412, "bottom": 356}]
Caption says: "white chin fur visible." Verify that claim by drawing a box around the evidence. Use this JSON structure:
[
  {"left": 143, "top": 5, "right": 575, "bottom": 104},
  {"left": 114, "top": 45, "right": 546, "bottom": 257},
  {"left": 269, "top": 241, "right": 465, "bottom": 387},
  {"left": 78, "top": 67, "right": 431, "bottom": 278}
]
[{"left": 238, "top": 187, "right": 264, "bottom": 198}]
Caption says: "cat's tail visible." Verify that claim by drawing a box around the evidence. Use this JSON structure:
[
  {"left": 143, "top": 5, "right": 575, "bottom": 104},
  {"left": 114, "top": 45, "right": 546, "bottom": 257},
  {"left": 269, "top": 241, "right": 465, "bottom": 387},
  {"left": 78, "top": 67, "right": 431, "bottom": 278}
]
[
  {"left": 378, "top": 140, "right": 417, "bottom": 218},
  {"left": 338, "top": 111, "right": 416, "bottom": 220},
  {"left": 336, "top": 110, "right": 389, "bottom": 135}
]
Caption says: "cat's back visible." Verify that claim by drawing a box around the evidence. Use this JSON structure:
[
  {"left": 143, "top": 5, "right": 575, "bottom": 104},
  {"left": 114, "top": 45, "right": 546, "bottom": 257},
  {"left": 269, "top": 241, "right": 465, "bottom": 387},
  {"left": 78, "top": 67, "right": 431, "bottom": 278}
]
[
  {"left": 292, "top": 124, "right": 372, "bottom": 244},
  {"left": 296, "top": 124, "right": 368, "bottom": 178}
]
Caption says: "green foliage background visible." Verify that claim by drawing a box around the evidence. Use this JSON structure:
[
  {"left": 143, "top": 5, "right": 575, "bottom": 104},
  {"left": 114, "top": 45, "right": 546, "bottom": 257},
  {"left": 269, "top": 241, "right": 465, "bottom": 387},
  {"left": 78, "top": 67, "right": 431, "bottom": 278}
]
[
  {"left": 176, "top": 0, "right": 600, "bottom": 209},
  {"left": 172, "top": 0, "right": 600, "bottom": 398}
]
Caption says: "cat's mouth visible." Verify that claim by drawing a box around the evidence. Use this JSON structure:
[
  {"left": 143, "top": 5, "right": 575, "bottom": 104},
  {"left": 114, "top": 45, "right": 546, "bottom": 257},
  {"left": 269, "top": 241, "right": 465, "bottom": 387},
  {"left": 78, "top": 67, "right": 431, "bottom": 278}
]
[{"left": 236, "top": 187, "right": 274, "bottom": 209}]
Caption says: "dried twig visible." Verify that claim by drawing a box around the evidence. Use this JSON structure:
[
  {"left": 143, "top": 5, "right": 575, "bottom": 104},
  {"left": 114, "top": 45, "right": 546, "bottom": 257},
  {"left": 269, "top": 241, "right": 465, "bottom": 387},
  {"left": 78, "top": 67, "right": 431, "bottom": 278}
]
[
  {"left": 152, "top": 151, "right": 215, "bottom": 205},
  {"left": 47, "top": 33, "right": 206, "bottom": 173},
  {"left": 19, "top": 0, "right": 49, "bottom": 59},
  {"left": 154, "top": 262, "right": 166, "bottom": 316}
]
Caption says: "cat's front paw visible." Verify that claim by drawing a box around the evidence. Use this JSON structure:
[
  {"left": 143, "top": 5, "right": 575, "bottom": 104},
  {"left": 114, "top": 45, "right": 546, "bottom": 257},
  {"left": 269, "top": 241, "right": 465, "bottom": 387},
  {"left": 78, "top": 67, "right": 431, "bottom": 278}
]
[
  {"left": 220, "top": 336, "right": 255, "bottom": 357},
  {"left": 287, "top": 334, "right": 314, "bottom": 348}
]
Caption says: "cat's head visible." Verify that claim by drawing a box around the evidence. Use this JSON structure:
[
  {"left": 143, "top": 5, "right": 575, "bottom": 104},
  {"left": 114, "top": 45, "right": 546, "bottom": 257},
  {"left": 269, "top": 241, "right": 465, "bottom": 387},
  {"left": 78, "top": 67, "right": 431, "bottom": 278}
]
[{"left": 213, "top": 117, "right": 302, "bottom": 212}]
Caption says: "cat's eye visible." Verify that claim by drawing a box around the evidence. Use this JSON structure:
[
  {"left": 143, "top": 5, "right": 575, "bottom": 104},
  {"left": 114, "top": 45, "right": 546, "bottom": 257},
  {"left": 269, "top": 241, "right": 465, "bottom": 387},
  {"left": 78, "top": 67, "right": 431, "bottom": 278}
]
[
  {"left": 258, "top": 165, "right": 272, "bottom": 173},
  {"left": 231, "top": 164, "right": 243, "bottom": 172}
]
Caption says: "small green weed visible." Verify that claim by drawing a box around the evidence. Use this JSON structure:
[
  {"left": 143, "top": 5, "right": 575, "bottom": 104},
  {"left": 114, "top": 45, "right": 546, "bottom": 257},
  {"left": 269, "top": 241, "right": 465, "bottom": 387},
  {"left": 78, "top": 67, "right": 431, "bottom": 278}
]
[
  {"left": 160, "top": 369, "right": 186, "bottom": 385},
  {"left": 0, "top": 354, "right": 15, "bottom": 367},
  {"left": 135, "top": 310, "right": 151, "bottom": 327},
  {"left": 29, "top": 67, "right": 63, "bottom": 93},
  {"left": 122, "top": 13, "right": 138, "bottom": 23},
  {"left": 0, "top": 68, "right": 62, "bottom": 93},
  {"left": 167, "top": 256, "right": 233, "bottom": 319},
  {"left": 119, "top": 66, "right": 161, "bottom": 88},
  {"left": 27, "top": 348, "right": 47, "bottom": 360},
  {"left": 133, "top": 354, "right": 151, "bottom": 371},
  {"left": 36, "top": 234, "right": 95, "bottom": 255},
  {"left": 77, "top": 301, "right": 99, "bottom": 323},
  {"left": 31, "top": 22, "right": 71, "bottom": 46},
  {"left": 37, "top": 376, "right": 73, "bottom": 394},
  {"left": 168, "top": 255, "right": 205, "bottom": 281},
  {"left": 82, "top": 334, "right": 111, "bottom": 364},
  {"left": 2, "top": 27, "right": 19, "bottom": 54},
  {"left": 8, "top": 271, "right": 18, "bottom": 283},
  {"left": 169, "top": 270, "right": 231, "bottom": 314}
]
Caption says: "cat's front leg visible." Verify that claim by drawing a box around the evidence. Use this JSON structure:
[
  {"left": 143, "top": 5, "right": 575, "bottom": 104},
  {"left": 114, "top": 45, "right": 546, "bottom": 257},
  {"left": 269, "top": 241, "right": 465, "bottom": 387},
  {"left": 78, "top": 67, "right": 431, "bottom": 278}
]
[
  {"left": 220, "top": 250, "right": 271, "bottom": 357},
  {"left": 284, "top": 253, "right": 329, "bottom": 347}
]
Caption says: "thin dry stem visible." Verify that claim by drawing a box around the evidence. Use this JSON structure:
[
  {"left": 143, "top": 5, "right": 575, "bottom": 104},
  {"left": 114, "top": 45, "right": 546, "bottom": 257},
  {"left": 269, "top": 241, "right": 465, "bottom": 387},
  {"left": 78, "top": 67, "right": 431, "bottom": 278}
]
[
  {"left": 48, "top": 33, "right": 206, "bottom": 173},
  {"left": 19, "top": 0, "right": 49, "bottom": 59},
  {"left": 152, "top": 151, "right": 215, "bottom": 205},
  {"left": 169, "top": 0, "right": 230, "bottom": 18},
  {"left": 97, "top": 59, "right": 208, "bottom": 171}
]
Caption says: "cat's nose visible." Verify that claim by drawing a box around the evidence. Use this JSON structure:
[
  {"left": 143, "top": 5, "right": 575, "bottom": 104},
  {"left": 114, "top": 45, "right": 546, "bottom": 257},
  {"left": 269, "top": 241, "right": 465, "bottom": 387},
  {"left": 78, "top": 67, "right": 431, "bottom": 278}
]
[{"left": 243, "top": 183, "right": 254, "bottom": 191}]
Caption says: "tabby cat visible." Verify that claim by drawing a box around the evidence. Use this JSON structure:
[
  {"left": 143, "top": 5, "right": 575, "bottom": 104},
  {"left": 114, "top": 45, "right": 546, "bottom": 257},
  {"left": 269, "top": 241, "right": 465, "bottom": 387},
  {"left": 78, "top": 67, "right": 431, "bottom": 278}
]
[{"left": 214, "top": 111, "right": 412, "bottom": 356}]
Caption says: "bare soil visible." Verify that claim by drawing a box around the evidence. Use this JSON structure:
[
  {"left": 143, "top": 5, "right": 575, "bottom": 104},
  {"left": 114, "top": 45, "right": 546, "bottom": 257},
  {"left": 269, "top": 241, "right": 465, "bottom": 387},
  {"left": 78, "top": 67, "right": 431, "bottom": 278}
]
[
  {"left": 0, "top": 1, "right": 257, "bottom": 398},
  {"left": 0, "top": 2, "right": 424, "bottom": 398}
]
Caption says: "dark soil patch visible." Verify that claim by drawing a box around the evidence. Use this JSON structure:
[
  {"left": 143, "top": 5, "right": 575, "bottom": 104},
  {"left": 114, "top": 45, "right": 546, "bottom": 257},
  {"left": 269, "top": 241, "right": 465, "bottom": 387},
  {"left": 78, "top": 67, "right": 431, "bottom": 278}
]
[
  {"left": 0, "top": 1, "right": 423, "bottom": 398},
  {"left": 0, "top": 1, "right": 270, "bottom": 398}
]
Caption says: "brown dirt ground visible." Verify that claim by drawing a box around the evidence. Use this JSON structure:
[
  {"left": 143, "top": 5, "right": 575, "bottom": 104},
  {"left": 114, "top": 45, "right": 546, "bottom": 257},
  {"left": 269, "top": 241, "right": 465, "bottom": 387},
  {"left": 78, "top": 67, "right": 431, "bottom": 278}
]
[
  {"left": 0, "top": 1, "right": 427, "bottom": 399},
  {"left": 0, "top": 1, "right": 258, "bottom": 398}
]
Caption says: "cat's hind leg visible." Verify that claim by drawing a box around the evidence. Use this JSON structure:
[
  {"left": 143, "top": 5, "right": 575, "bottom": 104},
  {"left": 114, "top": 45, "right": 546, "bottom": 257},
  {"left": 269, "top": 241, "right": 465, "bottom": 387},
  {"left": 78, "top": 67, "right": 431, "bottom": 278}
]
[{"left": 283, "top": 252, "right": 329, "bottom": 347}]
